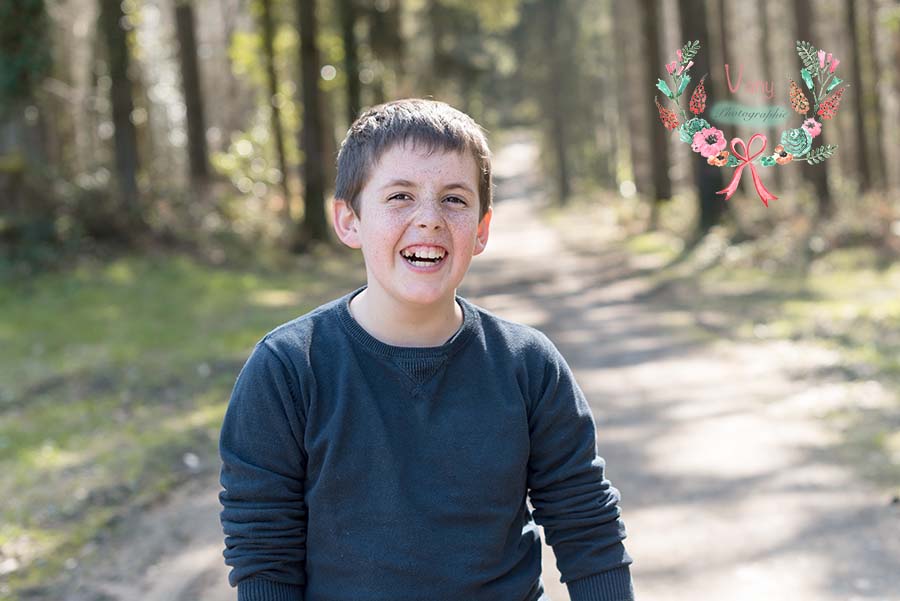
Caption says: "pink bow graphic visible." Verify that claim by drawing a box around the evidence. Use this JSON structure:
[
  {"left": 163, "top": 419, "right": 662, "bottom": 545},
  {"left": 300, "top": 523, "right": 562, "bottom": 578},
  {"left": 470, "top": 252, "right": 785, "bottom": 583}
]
[{"left": 716, "top": 134, "right": 778, "bottom": 207}]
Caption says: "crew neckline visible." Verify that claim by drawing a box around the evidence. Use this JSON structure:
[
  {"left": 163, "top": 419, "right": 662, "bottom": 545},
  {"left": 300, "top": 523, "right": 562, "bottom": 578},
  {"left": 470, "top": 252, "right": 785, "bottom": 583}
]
[{"left": 337, "top": 285, "right": 478, "bottom": 359}]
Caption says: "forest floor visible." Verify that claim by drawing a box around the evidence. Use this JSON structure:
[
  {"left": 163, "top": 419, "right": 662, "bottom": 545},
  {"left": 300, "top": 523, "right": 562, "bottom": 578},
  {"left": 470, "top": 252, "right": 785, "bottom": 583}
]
[{"left": 8, "top": 130, "right": 900, "bottom": 600}]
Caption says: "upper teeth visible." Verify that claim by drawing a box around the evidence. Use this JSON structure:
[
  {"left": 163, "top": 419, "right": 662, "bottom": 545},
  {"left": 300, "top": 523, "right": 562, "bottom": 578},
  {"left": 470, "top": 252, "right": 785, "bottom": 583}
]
[{"left": 402, "top": 246, "right": 445, "bottom": 259}]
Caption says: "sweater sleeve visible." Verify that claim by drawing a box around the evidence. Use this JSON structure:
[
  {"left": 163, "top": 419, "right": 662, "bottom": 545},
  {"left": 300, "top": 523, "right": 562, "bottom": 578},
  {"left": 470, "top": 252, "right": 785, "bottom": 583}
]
[
  {"left": 525, "top": 334, "right": 634, "bottom": 601},
  {"left": 219, "top": 340, "right": 308, "bottom": 601}
]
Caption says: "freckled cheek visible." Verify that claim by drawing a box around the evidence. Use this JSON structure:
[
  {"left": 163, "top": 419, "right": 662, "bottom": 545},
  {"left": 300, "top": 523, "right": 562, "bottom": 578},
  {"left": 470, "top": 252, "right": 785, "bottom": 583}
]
[
  {"left": 443, "top": 211, "right": 478, "bottom": 229},
  {"left": 372, "top": 214, "right": 409, "bottom": 264}
]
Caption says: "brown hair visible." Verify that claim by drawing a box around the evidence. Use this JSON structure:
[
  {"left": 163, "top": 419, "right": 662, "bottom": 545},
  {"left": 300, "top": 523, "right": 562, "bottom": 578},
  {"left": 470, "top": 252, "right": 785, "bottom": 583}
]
[{"left": 334, "top": 98, "right": 493, "bottom": 221}]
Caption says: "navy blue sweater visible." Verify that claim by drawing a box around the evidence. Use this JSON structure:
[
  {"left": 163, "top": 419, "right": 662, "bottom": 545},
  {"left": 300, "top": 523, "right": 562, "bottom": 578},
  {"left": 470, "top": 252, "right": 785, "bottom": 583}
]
[{"left": 219, "top": 285, "right": 634, "bottom": 601}]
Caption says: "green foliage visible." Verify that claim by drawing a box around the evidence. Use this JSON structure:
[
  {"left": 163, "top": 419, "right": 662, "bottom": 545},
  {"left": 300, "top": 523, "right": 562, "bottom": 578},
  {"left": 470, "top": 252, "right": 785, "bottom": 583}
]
[
  {"left": 800, "top": 67, "right": 814, "bottom": 90},
  {"left": 884, "top": 6, "right": 900, "bottom": 32},
  {"left": 796, "top": 40, "right": 820, "bottom": 74},
  {"left": 441, "top": 0, "right": 521, "bottom": 32},
  {"left": 677, "top": 74, "right": 690, "bottom": 97},
  {"left": 0, "top": 0, "right": 51, "bottom": 107},
  {"left": 223, "top": 20, "right": 302, "bottom": 192},
  {"left": 680, "top": 40, "right": 700, "bottom": 62},
  {"left": 804, "top": 144, "right": 838, "bottom": 165},
  {"left": 656, "top": 78, "right": 674, "bottom": 99}
]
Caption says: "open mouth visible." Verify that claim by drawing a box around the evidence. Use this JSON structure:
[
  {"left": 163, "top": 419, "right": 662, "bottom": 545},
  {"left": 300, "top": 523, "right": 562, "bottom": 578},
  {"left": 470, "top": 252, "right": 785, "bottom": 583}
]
[{"left": 400, "top": 246, "right": 447, "bottom": 267}]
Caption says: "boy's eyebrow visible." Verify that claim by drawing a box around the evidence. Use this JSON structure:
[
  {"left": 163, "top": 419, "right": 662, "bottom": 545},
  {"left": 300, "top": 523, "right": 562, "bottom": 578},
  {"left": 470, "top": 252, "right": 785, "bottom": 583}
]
[{"left": 381, "top": 179, "right": 475, "bottom": 194}]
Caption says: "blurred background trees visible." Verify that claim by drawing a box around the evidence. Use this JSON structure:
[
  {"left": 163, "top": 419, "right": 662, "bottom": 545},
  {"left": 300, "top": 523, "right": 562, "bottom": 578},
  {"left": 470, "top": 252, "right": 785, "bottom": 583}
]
[
  {"left": 3, "top": 5, "right": 900, "bottom": 596},
  {"left": 2, "top": 0, "right": 899, "bottom": 275}
]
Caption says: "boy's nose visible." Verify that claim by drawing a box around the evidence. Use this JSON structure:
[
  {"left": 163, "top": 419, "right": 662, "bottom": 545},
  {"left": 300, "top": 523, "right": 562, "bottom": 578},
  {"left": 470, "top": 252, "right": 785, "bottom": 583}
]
[{"left": 414, "top": 198, "right": 444, "bottom": 228}]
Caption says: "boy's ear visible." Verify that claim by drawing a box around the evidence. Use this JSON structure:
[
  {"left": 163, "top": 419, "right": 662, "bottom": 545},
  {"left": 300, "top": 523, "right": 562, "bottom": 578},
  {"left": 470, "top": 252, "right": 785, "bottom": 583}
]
[
  {"left": 332, "top": 198, "right": 361, "bottom": 249},
  {"left": 473, "top": 207, "right": 492, "bottom": 256}
]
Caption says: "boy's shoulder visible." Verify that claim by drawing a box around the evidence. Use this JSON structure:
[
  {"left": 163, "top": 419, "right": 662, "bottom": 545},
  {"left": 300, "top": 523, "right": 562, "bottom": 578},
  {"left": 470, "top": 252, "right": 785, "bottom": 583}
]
[
  {"left": 469, "top": 298, "right": 556, "bottom": 353},
  {"left": 254, "top": 292, "right": 348, "bottom": 359},
  {"left": 461, "top": 298, "right": 571, "bottom": 376},
  {"left": 253, "top": 287, "right": 561, "bottom": 365}
]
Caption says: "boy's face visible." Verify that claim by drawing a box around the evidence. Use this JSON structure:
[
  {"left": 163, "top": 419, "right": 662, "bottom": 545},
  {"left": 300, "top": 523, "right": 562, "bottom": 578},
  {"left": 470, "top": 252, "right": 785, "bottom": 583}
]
[{"left": 333, "top": 141, "right": 492, "bottom": 311}]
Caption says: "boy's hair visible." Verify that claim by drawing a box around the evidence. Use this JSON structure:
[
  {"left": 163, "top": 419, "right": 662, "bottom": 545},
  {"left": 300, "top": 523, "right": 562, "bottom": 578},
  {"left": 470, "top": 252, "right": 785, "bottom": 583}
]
[{"left": 334, "top": 98, "right": 493, "bottom": 221}]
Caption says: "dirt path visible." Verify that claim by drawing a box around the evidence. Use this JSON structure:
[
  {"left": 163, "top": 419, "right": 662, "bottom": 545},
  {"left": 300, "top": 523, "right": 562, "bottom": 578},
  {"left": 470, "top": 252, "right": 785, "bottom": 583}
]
[{"left": 58, "top": 133, "right": 899, "bottom": 600}]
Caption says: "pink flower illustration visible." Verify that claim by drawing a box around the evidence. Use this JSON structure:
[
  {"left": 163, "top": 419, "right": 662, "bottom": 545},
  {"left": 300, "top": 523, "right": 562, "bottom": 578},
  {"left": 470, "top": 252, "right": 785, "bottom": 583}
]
[
  {"left": 830, "top": 58, "right": 840, "bottom": 73},
  {"left": 676, "top": 60, "right": 694, "bottom": 76},
  {"left": 803, "top": 118, "right": 822, "bottom": 138},
  {"left": 691, "top": 127, "right": 727, "bottom": 158},
  {"left": 666, "top": 61, "right": 676, "bottom": 74},
  {"left": 818, "top": 49, "right": 826, "bottom": 69},
  {"left": 677, "top": 49, "right": 683, "bottom": 62}
]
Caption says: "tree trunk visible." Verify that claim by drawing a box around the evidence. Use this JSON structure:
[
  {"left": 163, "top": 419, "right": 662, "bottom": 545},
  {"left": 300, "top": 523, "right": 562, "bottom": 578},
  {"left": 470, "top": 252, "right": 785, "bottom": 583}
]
[
  {"left": 611, "top": 0, "right": 645, "bottom": 200},
  {"left": 895, "top": 6, "right": 900, "bottom": 111},
  {"left": 0, "top": 0, "right": 50, "bottom": 217},
  {"left": 321, "top": 86, "right": 337, "bottom": 193},
  {"left": 543, "top": 0, "right": 570, "bottom": 205},
  {"left": 259, "top": 0, "right": 292, "bottom": 223},
  {"left": 368, "top": 0, "right": 405, "bottom": 102},
  {"left": 98, "top": 0, "right": 143, "bottom": 227},
  {"left": 894, "top": 4, "right": 900, "bottom": 192},
  {"left": 175, "top": 0, "right": 210, "bottom": 181},
  {"left": 792, "top": 0, "right": 831, "bottom": 214},
  {"left": 719, "top": 0, "right": 729, "bottom": 72},
  {"left": 426, "top": 0, "right": 446, "bottom": 99},
  {"left": 846, "top": 0, "right": 873, "bottom": 192},
  {"left": 758, "top": 0, "right": 783, "bottom": 190},
  {"left": 864, "top": 0, "right": 885, "bottom": 189},
  {"left": 295, "top": 0, "right": 328, "bottom": 249},
  {"left": 0, "top": 104, "right": 28, "bottom": 215},
  {"left": 339, "top": 0, "right": 361, "bottom": 125},
  {"left": 678, "top": 0, "right": 726, "bottom": 240},
  {"left": 639, "top": 0, "right": 672, "bottom": 215}
]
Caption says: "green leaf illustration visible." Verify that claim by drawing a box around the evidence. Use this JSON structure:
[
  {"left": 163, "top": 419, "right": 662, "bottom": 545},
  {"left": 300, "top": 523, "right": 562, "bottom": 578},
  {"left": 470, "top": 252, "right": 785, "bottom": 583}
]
[
  {"left": 826, "top": 76, "right": 843, "bottom": 94},
  {"left": 677, "top": 74, "right": 691, "bottom": 97},
  {"left": 796, "top": 40, "right": 819, "bottom": 73},
  {"left": 657, "top": 78, "right": 674, "bottom": 99},
  {"left": 801, "top": 68, "right": 814, "bottom": 90},
  {"left": 804, "top": 144, "right": 838, "bottom": 165},
  {"left": 681, "top": 40, "right": 700, "bottom": 62}
]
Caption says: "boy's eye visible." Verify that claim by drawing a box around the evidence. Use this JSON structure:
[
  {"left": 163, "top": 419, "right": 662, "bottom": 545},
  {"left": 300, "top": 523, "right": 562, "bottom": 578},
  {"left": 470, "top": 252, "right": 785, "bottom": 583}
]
[{"left": 388, "top": 193, "right": 467, "bottom": 206}]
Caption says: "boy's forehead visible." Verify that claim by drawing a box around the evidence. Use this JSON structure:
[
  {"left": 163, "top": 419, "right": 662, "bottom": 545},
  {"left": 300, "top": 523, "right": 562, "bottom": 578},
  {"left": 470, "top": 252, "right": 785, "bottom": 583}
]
[{"left": 367, "top": 142, "right": 479, "bottom": 188}]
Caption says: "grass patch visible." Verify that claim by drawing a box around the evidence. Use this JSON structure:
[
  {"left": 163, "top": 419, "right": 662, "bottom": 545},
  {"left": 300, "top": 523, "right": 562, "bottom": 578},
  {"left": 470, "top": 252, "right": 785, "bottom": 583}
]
[{"left": 0, "top": 245, "right": 365, "bottom": 599}]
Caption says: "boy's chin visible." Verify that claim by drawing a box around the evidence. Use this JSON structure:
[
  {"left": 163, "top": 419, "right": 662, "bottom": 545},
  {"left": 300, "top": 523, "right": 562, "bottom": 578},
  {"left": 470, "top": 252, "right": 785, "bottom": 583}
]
[{"left": 388, "top": 282, "right": 461, "bottom": 308}]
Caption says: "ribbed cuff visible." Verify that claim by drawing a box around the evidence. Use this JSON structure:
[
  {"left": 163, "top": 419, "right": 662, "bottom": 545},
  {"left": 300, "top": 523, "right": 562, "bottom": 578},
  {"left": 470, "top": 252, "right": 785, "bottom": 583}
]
[
  {"left": 566, "top": 566, "right": 634, "bottom": 601},
  {"left": 237, "top": 577, "right": 304, "bottom": 601}
]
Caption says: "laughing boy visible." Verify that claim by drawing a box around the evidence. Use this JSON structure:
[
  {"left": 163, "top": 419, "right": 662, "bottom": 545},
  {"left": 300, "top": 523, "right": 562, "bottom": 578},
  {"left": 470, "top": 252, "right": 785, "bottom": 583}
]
[{"left": 219, "top": 98, "right": 635, "bottom": 601}]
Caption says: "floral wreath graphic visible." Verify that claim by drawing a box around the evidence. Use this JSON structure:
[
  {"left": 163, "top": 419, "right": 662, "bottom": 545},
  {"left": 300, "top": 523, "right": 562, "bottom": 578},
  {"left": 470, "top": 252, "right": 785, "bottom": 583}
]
[{"left": 654, "top": 40, "right": 849, "bottom": 206}]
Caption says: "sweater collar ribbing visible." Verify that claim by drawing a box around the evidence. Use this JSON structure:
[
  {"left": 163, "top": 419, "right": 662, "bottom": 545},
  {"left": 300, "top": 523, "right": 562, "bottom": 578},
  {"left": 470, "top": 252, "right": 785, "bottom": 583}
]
[{"left": 337, "top": 285, "right": 478, "bottom": 360}]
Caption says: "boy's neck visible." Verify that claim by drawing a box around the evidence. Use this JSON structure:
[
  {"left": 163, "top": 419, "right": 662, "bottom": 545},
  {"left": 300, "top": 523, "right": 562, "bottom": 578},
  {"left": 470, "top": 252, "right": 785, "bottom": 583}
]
[{"left": 349, "top": 287, "right": 463, "bottom": 348}]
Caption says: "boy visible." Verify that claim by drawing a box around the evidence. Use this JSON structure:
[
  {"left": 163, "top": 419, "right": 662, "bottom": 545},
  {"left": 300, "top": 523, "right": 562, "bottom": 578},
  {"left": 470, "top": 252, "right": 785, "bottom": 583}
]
[{"left": 219, "top": 98, "right": 634, "bottom": 601}]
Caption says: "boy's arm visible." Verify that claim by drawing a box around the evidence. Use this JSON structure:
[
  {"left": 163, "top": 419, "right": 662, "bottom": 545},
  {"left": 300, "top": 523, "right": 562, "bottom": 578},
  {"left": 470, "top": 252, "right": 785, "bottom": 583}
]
[
  {"left": 219, "top": 340, "right": 308, "bottom": 601},
  {"left": 526, "top": 334, "right": 634, "bottom": 601}
]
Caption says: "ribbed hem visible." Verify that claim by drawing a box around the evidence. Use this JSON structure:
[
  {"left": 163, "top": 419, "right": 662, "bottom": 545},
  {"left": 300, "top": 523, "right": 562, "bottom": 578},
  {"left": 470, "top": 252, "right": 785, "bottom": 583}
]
[
  {"left": 337, "top": 285, "right": 479, "bottom": 359},
  {"left": 237, "top": 577, "right": 304, "bottom": 601},
  {"left": 566, "top": 566, "right": 634, "bottom": 601}
]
